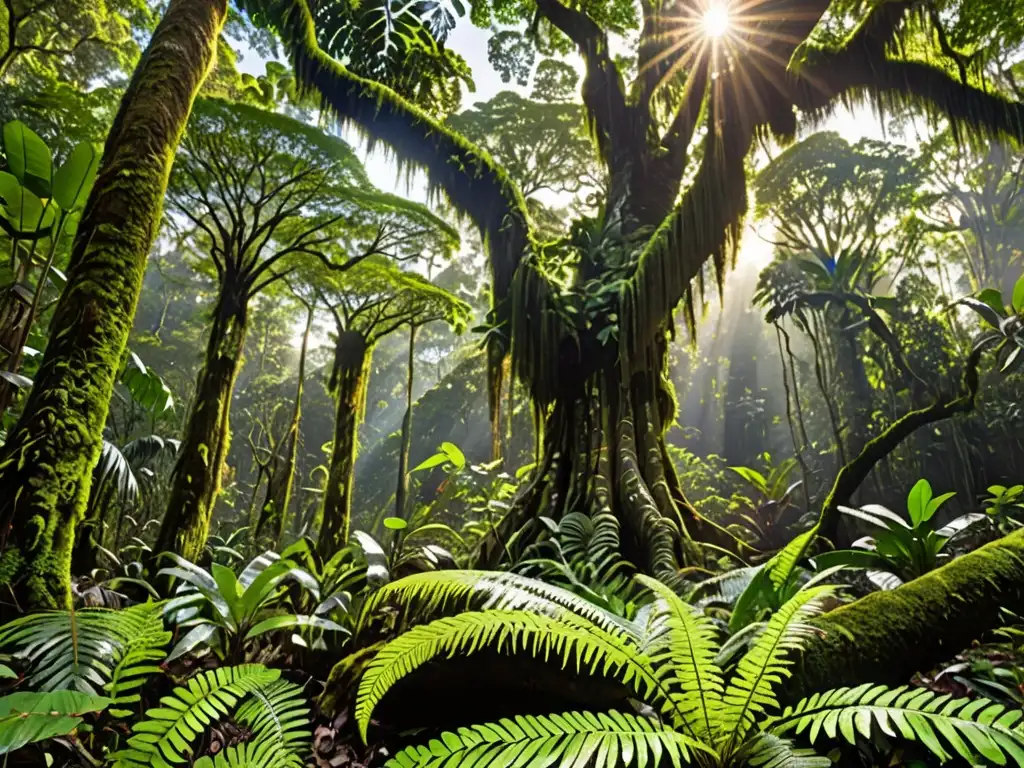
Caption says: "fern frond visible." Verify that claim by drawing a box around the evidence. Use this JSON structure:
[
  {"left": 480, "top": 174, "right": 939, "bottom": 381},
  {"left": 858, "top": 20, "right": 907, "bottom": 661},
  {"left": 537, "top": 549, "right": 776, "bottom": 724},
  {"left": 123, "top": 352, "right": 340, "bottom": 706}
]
[
  {"left": 193, "top": 741, "right": 283, "bottom": 768},
  {"left": 234, "top": 679, "right": 309, "bottom": 768},
  {"left": 111, "top": 664, "right": 281, "bottom": 768},
  {"left": 361, "top": 570, "right": 639, "bottom": 639},
  {"left": 768, "top": 683, "right": 1024, "bottom": 766},
  {"left": 385, "top": 710, "right": 710, "bottom": 768},
  {"left": 635, "top": 575, "right": 725, "bottom": 740},
  {"left": 764, "top": 528, "right": 816, "bottom": 590},
  {"left": 355, "top": 610, "right": 672, "bottom": 741},
  {"left": 0, "top": 603, "right": 170, "bottom": 697},
  {"left": 738, "top": 733, "right": 831, "bottom": 768},
  {"left": 104, "top": 604, "right": 172, "bottom": 717},
  {"left": 718, "top": 587, "right": 832, "bottom": 751}
]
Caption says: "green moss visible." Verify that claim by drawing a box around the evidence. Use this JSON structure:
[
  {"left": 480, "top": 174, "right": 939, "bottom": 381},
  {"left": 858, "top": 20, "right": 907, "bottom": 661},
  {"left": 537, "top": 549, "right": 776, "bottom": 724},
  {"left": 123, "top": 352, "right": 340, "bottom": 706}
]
[
  {"left": 317, "top": 331, "right": 373, "bottom": 558},
  {"left": 156, "top": 283, "right": 248, "bottom": 563},
  {"left": 789, "top": 529, "right": 1024, "bottom": 701},
  {"left": 0, "top": 0, "right": 227, "bottom": 609}
]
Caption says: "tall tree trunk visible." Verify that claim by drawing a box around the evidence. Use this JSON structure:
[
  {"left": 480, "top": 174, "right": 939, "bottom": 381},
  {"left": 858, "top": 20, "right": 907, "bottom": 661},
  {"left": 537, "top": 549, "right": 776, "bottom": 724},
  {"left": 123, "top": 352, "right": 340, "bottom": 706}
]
[
  {"left": 156, "top": 278, "right": 248, "bottom": 562},
  {"left": 394, "top": 324, "right": 417, "bottom": 520},
  {"left": 317, "top": 330, "right": 371, "bottom": 559},
  {"left": 255, "top": 303, "right": 314, "bottom": 549},
  {"left": 475, "top": 332, "right": 746, "bottom": 575},
  {"left": 0, "top": 0, "right": 226, "bottom": 611}
]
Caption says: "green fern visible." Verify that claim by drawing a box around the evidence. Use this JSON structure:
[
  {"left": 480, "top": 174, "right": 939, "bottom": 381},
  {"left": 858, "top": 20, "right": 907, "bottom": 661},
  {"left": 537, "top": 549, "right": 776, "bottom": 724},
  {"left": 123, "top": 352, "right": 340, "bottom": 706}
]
[
  {"left": 0, "top": 602, "right": 170, "bottom": 697},
  {"left": 387, "top": 710, "right": 709, "bottom": 768},
  {"left": 361, "top": 569, "right": 639, "bottom": 638},
  {"left": 234, "top": 679, "right": 309, "bottom": 767},
  {"left": 768, "top": 683, "right": 1024, "bottom": 765},
  {"left": 357, "top": 571, "right": 1024, "bottom": 767},
  {"left": 355, "top": 610, "right": 675, "bottom": 741},
  {"left": 110, "top": 664, "right": 281, "bottom": 768},
  {"left": 636, "top": 574, "right": 724, "bottom": 741},
  {"left": 718, "top": 587, "right": 830, "bottom": 750}
]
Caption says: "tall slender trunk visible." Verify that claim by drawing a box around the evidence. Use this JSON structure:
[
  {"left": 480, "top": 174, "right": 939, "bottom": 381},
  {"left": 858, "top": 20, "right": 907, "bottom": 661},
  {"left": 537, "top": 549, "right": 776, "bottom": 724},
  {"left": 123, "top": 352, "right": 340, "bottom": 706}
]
[
  {"left": 317, "top": 331, "right": 371, "bottom": 559},
  {"left": 0, "top": 0, "right": 226, "bottom": 611},
  {"left": 156, "top": 278, "right": 248, "bottom": 562},
  {"left": 393, "top": 324, "right": 417, "bottom": 520},
  {"left": 256, "top": 303, "right": 314, "bottom": 549}
]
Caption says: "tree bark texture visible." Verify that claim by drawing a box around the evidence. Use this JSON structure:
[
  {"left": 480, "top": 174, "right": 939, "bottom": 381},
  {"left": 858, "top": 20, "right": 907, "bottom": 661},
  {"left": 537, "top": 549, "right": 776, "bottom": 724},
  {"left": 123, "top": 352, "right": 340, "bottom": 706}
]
[
  {"left": 156, "top": 278, "right": 248, "bottom": 562},
  {"left": 317, "top": 330, "right": 371, "bottom": 559},
  {"left": 0, "top": 0, "right": 227, "bottom": 611},
  {"left": 255, "top": 303, "right": 314, "bottom": 549},
  {"left": 394, "top": 324, "right": 417, "bottom": 520}
]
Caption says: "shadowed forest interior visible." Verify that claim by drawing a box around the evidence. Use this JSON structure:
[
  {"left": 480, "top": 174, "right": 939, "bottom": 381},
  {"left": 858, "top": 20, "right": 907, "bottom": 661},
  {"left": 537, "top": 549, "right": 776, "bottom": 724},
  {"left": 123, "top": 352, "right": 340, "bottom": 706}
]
[{"left": 1, "top": 0, "right": 1024, "bottom": 765}]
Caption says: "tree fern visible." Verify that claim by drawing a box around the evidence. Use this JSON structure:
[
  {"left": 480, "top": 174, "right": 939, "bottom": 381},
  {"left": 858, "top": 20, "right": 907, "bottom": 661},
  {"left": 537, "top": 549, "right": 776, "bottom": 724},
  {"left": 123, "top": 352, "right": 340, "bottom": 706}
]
[
  {"left": 110, "top": 664, "right": 281, "bottom": 768},
  {"left": 0, "top": 602, "right": 170, "bottom": 696},
  {"left": 767, "top": 683, "right": 1024, "bottom": 765},
  {"left": 386, "top": 710, "right": 708, "bottom": 768},
  {"left": 360, "top": 570, "right": 639, "bottom": 638},
  {"left": 635, "top": 575, "right": 724, "bottom": 741},
  {"left": 355, "top": 610, "right": 674, "bottom": 741},
  {"left": 718, "top": 587, "right": 831, "bottom": 752}
]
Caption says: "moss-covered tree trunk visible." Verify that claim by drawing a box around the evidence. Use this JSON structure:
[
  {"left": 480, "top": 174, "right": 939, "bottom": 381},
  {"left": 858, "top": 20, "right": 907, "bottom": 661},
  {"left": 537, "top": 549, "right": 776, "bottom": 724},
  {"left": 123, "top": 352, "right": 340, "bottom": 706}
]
[
  {"left": 317, "top": 330, "right": 371, "bottom": 559},
  {"left": 0, "top": 0, "right": 226, "bottom": 611},
  {"left": 255, "top": 303, "right": 314, "bottom": 549},
  {"left": 155, "top": 277, "right": 248, "bottom": 562},
  {"left": 394, "top": 324, "right": 417, "bottom": 520},
  {"left": 477, "top": 330, "right": 745, "bottom": 576}
]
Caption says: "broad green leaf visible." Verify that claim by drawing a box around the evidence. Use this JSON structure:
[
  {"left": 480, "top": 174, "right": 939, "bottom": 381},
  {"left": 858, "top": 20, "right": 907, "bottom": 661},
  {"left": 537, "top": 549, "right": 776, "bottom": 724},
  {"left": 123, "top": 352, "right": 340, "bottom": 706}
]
[
  {"left": 730, "top": 466, "right": 769, "bottom": 495},
  {"left": 440, "top": 441, "right": 466, "bottom": 468},
  {"left": 0, "top": 691, "right": 109, "bottom": 754},
  {"left": 1013, "top": 275, "right": 1024, "bottom": 314},
  {"left": 383, "top": 517, "right": 408, "bottom": 530},
  {"left": 3, "top": 122, "right": 52, "bottom": 198},
  {"left": 53, "top": 142, "right": 100, "bottom": 211},
  {"left": 924, "top": 491, "right": 956, "bottom": 522},
  {"left": 410, "top": 452, "right": 449, "bottom": 473},
  {"left": 906, "top": 479, "right": 932, "bottom": 528}
]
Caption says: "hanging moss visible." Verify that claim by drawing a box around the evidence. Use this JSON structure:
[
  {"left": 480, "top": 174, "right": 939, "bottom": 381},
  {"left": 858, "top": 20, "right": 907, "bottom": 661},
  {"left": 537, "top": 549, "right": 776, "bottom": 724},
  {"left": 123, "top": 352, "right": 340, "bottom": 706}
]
[{"left": 0, "top": 0, "right": 227, "bottom": 610}]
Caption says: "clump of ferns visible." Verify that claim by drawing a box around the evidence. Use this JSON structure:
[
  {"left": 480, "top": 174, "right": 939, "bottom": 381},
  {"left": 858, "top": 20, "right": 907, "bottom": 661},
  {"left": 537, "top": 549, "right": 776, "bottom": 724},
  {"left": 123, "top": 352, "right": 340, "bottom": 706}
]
[{"left": 352, "top": 571, "right": 1024, "bottom": 767}]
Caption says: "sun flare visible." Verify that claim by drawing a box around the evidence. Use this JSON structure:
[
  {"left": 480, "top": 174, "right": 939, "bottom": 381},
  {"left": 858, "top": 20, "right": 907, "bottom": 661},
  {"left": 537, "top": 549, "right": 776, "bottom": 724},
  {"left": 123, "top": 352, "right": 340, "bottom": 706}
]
[{"left": 702, "top": 1, "right": 730, "bottom": 39}]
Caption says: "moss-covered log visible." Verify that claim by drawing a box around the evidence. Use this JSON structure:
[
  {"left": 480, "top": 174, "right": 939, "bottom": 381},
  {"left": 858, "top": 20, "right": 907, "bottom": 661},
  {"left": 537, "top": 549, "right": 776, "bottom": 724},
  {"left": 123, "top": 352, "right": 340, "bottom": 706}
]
[
  {"left": 0, "top": 0, "right": 226, "bottom": 611},
  {"left": 789, "top": 528, "right": 1024, "bottom": 700},
  {"left": 317, "top": 330, "right": 372, "bottom": 559},
  {"left": 156, "top": 279, "right": 248, "bottom": 562}
]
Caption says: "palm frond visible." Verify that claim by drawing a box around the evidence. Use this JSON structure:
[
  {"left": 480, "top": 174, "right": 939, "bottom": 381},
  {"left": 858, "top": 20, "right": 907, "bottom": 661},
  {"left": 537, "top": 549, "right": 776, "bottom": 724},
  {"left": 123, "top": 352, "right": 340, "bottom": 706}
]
[
  {"left": 355, "top": 610, "right": 671, "bottom": 741},
  {"left": 385, "top": 710, "right": 708, "bottom": 768},
  {"left": 360, "top": 570, "right": 639, "bottom": 638},
  {"left": 0, "top": 603, "right": 170, "bottom": 697},
  {"left": 768, "top": 683, "right": 1024, "bottom": 765},
  {"left": 718, "top": 587, "right": 833, "bottom": 748},
  {"left": 110, "top": 664, "right": 281, "bottom": 768},
  {"left": 635, "top": 574, "right": 724, "bottom": 740}
]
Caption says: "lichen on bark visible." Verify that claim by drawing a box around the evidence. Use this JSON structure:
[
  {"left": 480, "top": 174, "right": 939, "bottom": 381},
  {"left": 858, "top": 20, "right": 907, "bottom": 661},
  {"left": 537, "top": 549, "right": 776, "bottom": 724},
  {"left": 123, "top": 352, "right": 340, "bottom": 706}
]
[{"left": 0, "top": 0, "right": 227, "bottom": 611}]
